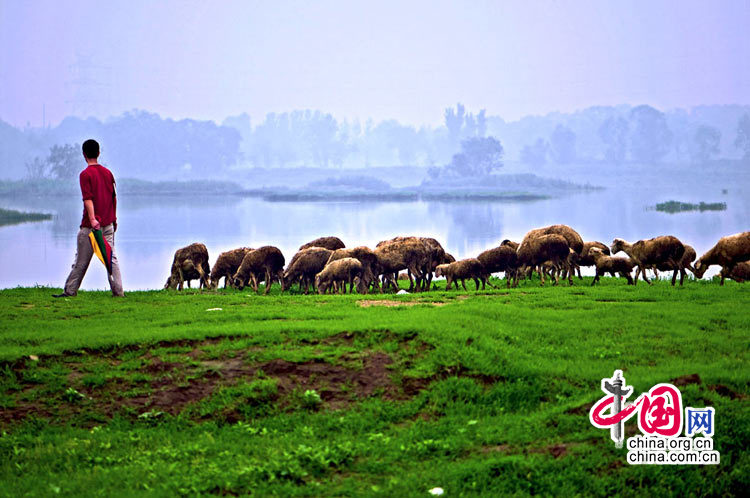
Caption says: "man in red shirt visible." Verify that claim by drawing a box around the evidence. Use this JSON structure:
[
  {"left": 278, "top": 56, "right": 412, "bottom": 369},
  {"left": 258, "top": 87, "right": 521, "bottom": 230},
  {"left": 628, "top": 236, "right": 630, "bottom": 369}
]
[{"left": 54, "top": 139, "right": 124, "bottom": 297}]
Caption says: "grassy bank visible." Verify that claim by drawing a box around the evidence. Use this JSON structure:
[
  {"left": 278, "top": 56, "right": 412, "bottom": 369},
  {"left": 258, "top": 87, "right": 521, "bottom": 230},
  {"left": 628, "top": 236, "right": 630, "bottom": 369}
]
[
  {"left": 0, "top": 208, "right": 52, "bottom": 227},
  {"left": 0, "top": 279, "right": 748, "bottom": 496}
]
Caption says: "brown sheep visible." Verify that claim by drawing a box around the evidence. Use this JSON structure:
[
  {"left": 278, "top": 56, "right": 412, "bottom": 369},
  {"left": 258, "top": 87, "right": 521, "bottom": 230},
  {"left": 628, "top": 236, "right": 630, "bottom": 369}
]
[
  {"left": 521, "top": 225, "right": 584, "bottom": 256},
  {"left": 719, "top": 262, "right": 750, "bottom": 283},
  {"left": 165, "top": 243, "right": 210, "bottom": 290},
  {"left": 611, "top": 236, "right": 686, "bottom": 286},
  {"left": 283, "top": 247, "right": 333, "bottom": 294},
  {"left": 477, "top": 245, "right": 518, "bottom": 288},
  {"left": 299, "top": 236, "right": 345, "bottom": 251},
  {"left": 651, "top": 244, "right": 697, "bottom": 279},
  {"left": 315, "top": 257, "right": 365, "bottom": 294},
  {"left": 435, "top": 258, "right": 487, "bottom": 291},
  {"left": 501, "top": 240, "right": 520, "bottom": 251},
  {"left": 575, "top": 241, "right": 611, "bottom": 279},
  {"left": 517, "top": 234, "right": 571, "bottom": 286},
  {"left": 327, "top": 246, "right": 380, "bottom": 292},
  {"left": 693, "top": 232, "right": 750, "bottom": 285},
  {"left": 233, "top": 246, "right": 286, "bottom": 294},
  {"left": 374, "top": 238, "right": 429, "bottom": 292},
  {"left": 209, "top": 247, "right": 252, "bottom": 289},
  {"left": 417, "top": 237, "right": 448, "bottom": 291},
  {"left": 589, "top": 247, "right": 635, "bottom": 286},
  {"left": 542, "top": 249, "right": 579, "bottom": 282}
]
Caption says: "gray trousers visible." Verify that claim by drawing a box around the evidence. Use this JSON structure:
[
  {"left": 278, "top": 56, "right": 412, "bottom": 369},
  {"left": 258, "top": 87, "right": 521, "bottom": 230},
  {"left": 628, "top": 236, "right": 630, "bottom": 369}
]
[{"left": 63, "top": 224, "right": 124, "bottom": 296}]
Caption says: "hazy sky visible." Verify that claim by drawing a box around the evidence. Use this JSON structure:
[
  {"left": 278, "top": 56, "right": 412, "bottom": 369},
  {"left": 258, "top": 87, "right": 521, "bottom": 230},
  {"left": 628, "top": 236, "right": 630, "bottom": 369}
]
[{"left": 1, "top": 0, "right": 749, "bottom": 127}]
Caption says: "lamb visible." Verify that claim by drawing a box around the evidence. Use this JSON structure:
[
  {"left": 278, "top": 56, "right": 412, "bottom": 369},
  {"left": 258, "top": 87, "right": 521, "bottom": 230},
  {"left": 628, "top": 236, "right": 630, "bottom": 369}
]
[
  {"left": 611, "top": 236, "right": 686, "bottom": 286},
  {"left": 327, "top": 246, "right": 380, "bottom": 292},
  {"left": 435, "top": 258, "right": 487, "bottom": 291},
  {"left": 209, "top": 247, "right": 252, "bottom": 289},
  {"left": 315, "top": 257, "right": 365, "bottom": 294},
  {"left": 374, "top": 238, "right": 429, "bottom": 292},
  {"left": 299, "top": 236, "right": 345, "bottom": 251},
  {"left": 516, "top": 234, "right": 571, "bottom": 286},
  {"left": 233, "top": 246, "right": 286, "bottom": 294},
  {"left": 693, "top": 232, "right": 750, "bottom": 285},
  {"left": 477, "top": 245, "right": 518, "bottom": 288},
  {"left": 164, "top": 243, "right": 210, "bottom": 290},
  {"left": 588, "top": 247, "right": 635, "bottom": 286},
  {"left": 575, "top": 241, "right": 610, "bottom": 278},
  {"left": 542, "top": 249, "right": 579, "bottom": 282},
  {"left": 283, "top": 247, "right": 333, "bottom": 294},
  {"left": 719, "top": 262, "right": 750, "bottom": 283}
]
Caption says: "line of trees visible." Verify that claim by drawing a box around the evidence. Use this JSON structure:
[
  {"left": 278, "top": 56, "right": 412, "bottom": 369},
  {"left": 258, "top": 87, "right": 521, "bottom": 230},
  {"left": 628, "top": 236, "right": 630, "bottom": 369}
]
[{"left": 1, "top": 104, "right": 749, "bottom": 180}]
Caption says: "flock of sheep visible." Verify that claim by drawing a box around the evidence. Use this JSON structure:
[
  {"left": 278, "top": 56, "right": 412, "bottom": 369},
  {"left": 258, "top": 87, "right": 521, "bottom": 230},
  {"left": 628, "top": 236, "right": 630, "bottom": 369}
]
[{"left": 163, "top": 227, "right": 750, "bottom": 294}]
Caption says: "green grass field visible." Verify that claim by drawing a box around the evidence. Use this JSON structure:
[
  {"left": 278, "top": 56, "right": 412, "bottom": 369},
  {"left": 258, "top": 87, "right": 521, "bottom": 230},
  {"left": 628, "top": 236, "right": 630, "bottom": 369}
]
[{"left": 1, "top": 278, "right": 748, "bottom": 496}]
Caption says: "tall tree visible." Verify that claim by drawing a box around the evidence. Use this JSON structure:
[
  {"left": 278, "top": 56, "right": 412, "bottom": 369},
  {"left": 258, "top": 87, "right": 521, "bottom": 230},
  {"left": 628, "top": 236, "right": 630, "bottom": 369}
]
[
  {"left": 549, "top": 124, "right": 576, "bottom": 164},
  {"left": 521, "top": 138, "right": 549, "bottom": 167},
  {"left": 47, "top": 144, "right": 80, "bottom": 180},
  {"left": 690, "top": 125, "right": 721, "bottom": 163},
  {"left": 629, "top": 105, "right": 672, "bottom": 163},
  {"left": 599, "top": 116, "right": 629, "bottom": 164},
  {"left": 444, "top": 103, "right": 465, "bottom": 144},
  {"left": 447, "top": 136, "right": 503, "bottom": 176},
  {"left": 735, "top": 113, "right": 750, "bottom": 162}
]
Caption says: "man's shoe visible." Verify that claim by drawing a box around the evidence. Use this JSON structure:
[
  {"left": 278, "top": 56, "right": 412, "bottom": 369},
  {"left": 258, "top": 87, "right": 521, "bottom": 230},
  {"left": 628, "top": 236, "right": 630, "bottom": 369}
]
[{"left": 52, "top": 293, "right": 72, "bottom": 298}]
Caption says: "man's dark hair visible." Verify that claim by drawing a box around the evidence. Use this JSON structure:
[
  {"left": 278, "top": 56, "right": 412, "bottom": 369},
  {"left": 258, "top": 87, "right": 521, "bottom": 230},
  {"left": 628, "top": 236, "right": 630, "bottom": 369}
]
[{"left": 82, "top": 139, "right": 100, "bottom": 159}]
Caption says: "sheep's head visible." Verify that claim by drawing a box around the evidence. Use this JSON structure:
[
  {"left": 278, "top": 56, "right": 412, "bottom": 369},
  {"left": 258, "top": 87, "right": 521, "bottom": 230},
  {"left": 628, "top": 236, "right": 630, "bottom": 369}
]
[
  {"left": 611, "top": 238, "right": 626, "bottom": 254},
  {"left": 233, "top": 275, "right": 245, "bottom": 290},
  {"left": 353, "top": 276, "right": 367, "bottom": 294},
  {"left": 208, "top": 276, "right": 219, "bottom": 289},
  {"left": 164, "top": 269, "right": 181, "bottom": 290},
  {"left": 277, "top": 272, "right": 288, "bottom": 292},
  {"left": 442, "top": 253, "right": 456, "bottom": 264},
  {"left": 692, "top": 259, "right": 709, "bottom": 278},
  {"left": 502, "top": 240, "right": 519, "bottom": 251},
  {"left": 435, "top": 264, "right": 448, "bottom": 278},
  {"left": 589, "top": 247, "right": 604, "bottom": 260},
  {"left": 315, "top": 274, "right": 329, "bottom": 294}
]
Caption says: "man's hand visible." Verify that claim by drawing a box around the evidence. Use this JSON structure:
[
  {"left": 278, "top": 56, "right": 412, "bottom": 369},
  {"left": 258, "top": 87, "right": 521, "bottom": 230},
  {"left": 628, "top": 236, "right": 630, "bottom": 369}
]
[{"left": 90, "top": 218, "right": 101, "bottom": 230}]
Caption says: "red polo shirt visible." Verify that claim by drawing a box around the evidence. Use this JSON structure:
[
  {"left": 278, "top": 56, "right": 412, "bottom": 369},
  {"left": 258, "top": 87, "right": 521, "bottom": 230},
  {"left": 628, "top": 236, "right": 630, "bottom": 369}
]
[{"left": 79, "top": 163, "right": 117, "bottom": 228}]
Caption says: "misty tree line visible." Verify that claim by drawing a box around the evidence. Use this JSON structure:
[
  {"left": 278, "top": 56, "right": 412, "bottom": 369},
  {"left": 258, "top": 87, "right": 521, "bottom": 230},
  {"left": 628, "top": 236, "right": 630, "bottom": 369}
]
[{"left": 1, "top": 104, "right": 749, "bottom": 180}]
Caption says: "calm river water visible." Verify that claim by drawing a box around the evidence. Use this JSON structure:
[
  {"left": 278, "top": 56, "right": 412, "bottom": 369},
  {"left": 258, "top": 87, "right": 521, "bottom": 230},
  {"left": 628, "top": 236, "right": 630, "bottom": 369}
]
[{"left": 1, "top": 184, "right": 746, "bottom": 290}]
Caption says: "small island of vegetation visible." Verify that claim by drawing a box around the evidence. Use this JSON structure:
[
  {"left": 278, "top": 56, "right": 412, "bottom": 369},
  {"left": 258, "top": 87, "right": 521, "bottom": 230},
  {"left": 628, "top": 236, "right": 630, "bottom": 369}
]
[
  {"left": 0, "top": 207, "right": 52, "bottom": 227},
  {"left": 655, "top": 200, "right": 727, "bottom": 214}
]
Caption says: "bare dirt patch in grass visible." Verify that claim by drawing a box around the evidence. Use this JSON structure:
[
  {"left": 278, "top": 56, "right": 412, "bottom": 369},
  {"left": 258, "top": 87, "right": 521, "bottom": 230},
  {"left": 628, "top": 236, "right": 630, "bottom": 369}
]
[{"left": 357, "top": 300, "right": 447, "bottom": 307}]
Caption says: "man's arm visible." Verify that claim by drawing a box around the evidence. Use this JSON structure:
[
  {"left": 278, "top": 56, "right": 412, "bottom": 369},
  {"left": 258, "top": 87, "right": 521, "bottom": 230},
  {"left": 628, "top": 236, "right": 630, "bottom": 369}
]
[{"left": 84, "top": 199, "right": 101, "bottom": 230}]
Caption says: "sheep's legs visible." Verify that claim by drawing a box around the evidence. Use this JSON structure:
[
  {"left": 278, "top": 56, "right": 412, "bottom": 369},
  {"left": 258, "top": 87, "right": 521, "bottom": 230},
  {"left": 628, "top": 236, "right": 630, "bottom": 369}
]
[
  {"left": 591, "top": 270, "right": 600, "bottom": 286},
  {"left": 474, "top": 277, "right": 481, "bottom": 290},
  {"left": 637, "top": 265, "right": 652, "bottom": 285},
  {"left": 461, "top": 279, "right": 468, "bottom": 291}
]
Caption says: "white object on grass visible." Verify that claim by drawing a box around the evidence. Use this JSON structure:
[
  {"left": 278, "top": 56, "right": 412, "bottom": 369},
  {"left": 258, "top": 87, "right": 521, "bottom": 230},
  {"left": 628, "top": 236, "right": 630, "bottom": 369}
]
[
  {"left": 396, "top": 289, "right": 409, "bottom": 295},
  {"left": 206, "top": 308, "right": 223, "bottom": 311},
  {"left": 428, "top": 487, "right": 444, "bottom": 496}
]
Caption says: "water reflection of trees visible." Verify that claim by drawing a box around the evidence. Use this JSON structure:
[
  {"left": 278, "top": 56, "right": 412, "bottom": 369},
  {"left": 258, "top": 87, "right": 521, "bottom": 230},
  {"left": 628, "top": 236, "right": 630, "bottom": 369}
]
[{"left": 427, "top": 201, "right": 506, "bottom": 255}]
